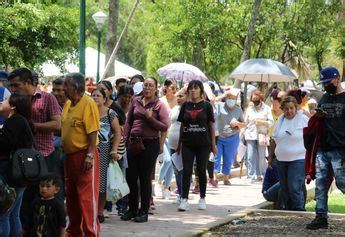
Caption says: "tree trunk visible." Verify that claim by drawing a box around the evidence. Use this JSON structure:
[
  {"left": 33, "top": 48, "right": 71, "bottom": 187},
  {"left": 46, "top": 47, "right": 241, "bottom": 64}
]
[
  {"left": 192, "top": 44, "right": 203, "bottom": 70},
  {"left": 104, "top": 0, "right": 119, "bottom": 78},
  {"left": 233, "top": 0, "right": 262, "bottom": 88},
  {"left": 101, "top": 0, "right": 140, "bottom": 80}
]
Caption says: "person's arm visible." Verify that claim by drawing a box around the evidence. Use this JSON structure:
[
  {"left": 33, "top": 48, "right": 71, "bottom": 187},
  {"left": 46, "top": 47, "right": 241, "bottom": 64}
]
[
  {"left": 110, "top": 116, "right": 121, "bottom": 161},
  {"left": 34, "top": 94, "right": 61, "bottom": 132},
  {"left": 60, "top": 228, "right": 66, "bottom": 237},
  {"left": 84, "top": 131, "right": 97, "bottom": 171},
  {"left": 209, "top": 121, "right": 217, "bottom": 156},
  {"left": 159, "top": 131, "right": 168, "bottom": 154},
  {"left": 0, "top": 117, "right": 23, "bottom": 151},
  {"left": 124, "top": 103, "right": 135, "bottom": 144},
  {"left": 268, "top": 139, "right": 276, "bottom": 168},
  {"left": 34, "top": 114, "right": 61, "bottom": 132}
]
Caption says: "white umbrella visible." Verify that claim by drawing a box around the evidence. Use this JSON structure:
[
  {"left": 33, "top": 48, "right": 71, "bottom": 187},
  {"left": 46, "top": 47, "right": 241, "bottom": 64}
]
[
  {"left": 157, "top": 62, "right": 208, "bottom": 83},
  {"left": 230, "top": 58, "right": 297, "bottom": 83}
]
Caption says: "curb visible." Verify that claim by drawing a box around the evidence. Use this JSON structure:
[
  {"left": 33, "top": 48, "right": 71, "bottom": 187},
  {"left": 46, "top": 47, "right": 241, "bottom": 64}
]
[{"left": 177, "top": 185, "right": 317, "bottom": 237}]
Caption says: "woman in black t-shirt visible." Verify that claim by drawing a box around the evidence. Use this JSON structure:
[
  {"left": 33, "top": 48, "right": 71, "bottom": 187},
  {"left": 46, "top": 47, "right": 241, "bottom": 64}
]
[{"left": 177, "top": 80, "right": 217, "bottom": 211}]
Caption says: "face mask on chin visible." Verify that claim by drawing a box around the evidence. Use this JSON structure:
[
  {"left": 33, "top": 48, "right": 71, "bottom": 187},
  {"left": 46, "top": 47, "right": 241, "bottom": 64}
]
[{"left": 324, "top": 83, "right": 337, "bottom": 95}]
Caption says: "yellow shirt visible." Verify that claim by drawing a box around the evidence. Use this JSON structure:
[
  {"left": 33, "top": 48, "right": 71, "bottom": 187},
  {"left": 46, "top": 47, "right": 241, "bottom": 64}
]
[
  {"left": 62, "top": 94, "right": 100, "bottom": 154},
  {"left": 269, "top": 110, "right": 281, "bottom": 137}
]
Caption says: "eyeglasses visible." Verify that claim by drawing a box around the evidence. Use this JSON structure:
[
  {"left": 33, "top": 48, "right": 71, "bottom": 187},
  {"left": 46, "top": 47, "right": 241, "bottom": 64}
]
[
  {"left": 52, "top": 88, "right": 64, "bottom": 92},
  {"left": 143, "top": 84, "right": 155, "bottom": 88}
]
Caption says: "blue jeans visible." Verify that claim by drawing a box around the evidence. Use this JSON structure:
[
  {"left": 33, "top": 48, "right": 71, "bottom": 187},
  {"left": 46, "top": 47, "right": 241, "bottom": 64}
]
[
  {"left": 214, "top": 134, "right": 240, "bottom": 175},
  {"left": 170, "top": 149, "right": 183, "bottom": 198},
  {"left": 315, "top": 149, "right": 345, "bottom": 217},
  {"left": 246, "top": 140, "right": 267, "bottom": 179},
  {"left": 263, "top": 182, "right": 280, "bottom": 202},
  {"left": 277, "top": 159, "right": 306, "bottom": 211},
  {"left": 0, "top": 160, "right": 25, "bottom": 237},
  {"left": 158, "top": 142, "right": 174, "bottom": 187}
]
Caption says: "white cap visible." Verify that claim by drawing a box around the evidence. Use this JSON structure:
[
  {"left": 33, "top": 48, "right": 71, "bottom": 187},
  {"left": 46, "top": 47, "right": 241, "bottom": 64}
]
[
  {"left": 133, "top": 82, "right": 143, "bottom": 95},
  {"left": 308, "top": 98, "right": 317, "bottom": 104}
]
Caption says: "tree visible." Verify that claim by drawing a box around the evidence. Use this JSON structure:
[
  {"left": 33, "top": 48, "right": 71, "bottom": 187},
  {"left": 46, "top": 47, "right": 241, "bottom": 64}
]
[{"left": 0, "top": 4, "right": 79, "bottom": 71}]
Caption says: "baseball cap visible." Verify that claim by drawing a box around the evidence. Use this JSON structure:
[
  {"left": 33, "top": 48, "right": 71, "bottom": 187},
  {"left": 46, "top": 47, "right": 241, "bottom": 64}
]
[
  {"left": 320, "top": 66, "right": 340, "bottom": 84},
  {"left": 0, "top": 71, "right": 8, "bottom": 81}
]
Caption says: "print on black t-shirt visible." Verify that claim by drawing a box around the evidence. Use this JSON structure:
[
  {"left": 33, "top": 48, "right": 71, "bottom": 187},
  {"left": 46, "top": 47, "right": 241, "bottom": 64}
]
[{"left": 177, "top": 100, "right": 214, "bottom": 147}]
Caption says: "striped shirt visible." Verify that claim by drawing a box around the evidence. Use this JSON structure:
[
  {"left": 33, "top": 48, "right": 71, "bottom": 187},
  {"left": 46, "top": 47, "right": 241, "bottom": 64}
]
[{"left": 32, "top": 88, "right": 60, "bottom": 157}]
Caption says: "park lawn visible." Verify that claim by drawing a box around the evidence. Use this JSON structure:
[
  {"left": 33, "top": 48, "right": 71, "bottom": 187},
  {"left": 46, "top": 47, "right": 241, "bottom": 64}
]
[{"left": 306, "top": 193, "right": 345, "bottom": 214}]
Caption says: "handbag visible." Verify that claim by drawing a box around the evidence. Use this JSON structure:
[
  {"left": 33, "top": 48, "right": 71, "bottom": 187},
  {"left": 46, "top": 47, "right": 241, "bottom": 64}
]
[
  {"left": 258, "top": 133, "right": 270, "bottom": 146},
  {"left": 9, "top": 148, "right": 48, "bottom": 185},
  {"left": 129, "top": 136, "right": 145, "bottom": 156},
  {"left": 106, "top": 161, "right": 130, "bottom": 203}
]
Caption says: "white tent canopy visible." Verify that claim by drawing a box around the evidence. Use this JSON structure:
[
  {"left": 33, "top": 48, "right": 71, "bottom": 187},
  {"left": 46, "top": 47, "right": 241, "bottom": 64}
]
[{"left": 41, "top": 47, "right": 141, "bottom": 78}]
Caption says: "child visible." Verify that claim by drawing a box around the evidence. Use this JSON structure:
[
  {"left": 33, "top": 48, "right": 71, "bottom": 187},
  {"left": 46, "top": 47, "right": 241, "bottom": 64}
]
[{"left": 25, "top": 174, "right": 66, "bottom": 237}]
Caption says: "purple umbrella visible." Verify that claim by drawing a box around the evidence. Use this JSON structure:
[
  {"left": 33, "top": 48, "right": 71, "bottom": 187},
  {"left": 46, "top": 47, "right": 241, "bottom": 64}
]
[{"left": 157, "top": 63, "right": 208, "bottom": 83}]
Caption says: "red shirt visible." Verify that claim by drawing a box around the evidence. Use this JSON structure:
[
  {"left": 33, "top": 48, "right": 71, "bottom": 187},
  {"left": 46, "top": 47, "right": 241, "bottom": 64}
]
[{"left": 32, "top": 88, "right": 60, "bottom": 157}]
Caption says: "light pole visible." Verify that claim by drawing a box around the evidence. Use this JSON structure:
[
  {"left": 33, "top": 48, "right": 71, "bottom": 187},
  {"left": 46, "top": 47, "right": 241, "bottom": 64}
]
[
  {"left": 79, "top": 0, "right": 86, "bottom": 75},
  {"left": 92, "top": 11, "right": 107, "bottom": 83}
]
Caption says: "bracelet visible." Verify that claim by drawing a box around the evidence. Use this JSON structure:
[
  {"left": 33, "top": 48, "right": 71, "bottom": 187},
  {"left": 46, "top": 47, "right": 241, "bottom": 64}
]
[
  {"left": 86, "top": 152, "right": 94, "bottom": 160},
  {"left": 110, "top": 150, "right": 118, "bottom": 155}
]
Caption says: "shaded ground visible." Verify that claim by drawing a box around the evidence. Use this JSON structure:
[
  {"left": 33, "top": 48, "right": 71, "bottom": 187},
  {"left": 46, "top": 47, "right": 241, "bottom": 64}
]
[{"left": 208, "top": 214, "right": 345, "bottom": 236}]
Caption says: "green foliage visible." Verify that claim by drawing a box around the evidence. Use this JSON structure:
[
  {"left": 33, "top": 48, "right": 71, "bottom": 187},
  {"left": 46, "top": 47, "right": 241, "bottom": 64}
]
[
  {"left": 306, "top": 193, "right": 345, "bottom": 213},
  {"left": 0, "top": 3, "right": 79, "bottom": 70}
]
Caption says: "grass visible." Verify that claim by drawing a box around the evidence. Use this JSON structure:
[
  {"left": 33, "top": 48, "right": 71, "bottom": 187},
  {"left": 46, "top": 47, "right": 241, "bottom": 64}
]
[{"left": 306, "top": 193, "right": 345, "bottom": 214}]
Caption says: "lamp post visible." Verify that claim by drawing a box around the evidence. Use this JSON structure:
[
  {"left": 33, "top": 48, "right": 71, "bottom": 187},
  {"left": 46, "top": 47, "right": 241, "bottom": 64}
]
[
  {"left": 92, "top": 11, "right": 107, "bottom": 83},
  {"left": 79, "top": 0, "right": 86, "bottom": 75}
]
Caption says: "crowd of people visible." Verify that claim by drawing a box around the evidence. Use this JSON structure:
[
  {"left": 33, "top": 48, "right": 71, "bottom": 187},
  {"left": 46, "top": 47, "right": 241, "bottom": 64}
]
[{"left": 0, "top": 65, "right": 344, "bottom": 237}]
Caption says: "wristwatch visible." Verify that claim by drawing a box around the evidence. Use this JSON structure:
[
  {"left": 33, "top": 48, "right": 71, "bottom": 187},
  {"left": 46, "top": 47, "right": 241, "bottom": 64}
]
[{"left": 86, "top": 152, "right": 94, "bottom": 160}]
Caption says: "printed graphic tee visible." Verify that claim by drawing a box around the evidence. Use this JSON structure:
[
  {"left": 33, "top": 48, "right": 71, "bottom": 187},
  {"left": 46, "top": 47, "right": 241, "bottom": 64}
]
[
  {"left": 319, "top": 91, "right": 345, "bottom": 150},
  {"left": 178, "top": 100, "right": 214, "bottom": 147}
]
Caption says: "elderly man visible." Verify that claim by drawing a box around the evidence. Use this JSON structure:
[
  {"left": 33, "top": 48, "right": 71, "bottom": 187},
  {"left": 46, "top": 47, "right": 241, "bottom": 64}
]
[{"left": 61, "top": 73, "right": 100, "bottom": 237}]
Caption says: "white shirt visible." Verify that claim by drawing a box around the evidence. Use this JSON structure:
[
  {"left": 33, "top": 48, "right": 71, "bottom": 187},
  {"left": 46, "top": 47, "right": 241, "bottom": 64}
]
[
  {"left": 273, "top": 113, "right": 309, "bottom": 162},
  {"left": 168, "top": 105, "right": 181, "bottom": 150},
  {"left": 244, "top": 102, "right": 273, "bottom": 140}
]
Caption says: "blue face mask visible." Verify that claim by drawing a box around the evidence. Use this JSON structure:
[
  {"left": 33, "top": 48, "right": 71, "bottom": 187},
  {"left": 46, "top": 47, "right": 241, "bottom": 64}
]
[{"left": 226, "top": 99, "right": 236, "bottom": 107}]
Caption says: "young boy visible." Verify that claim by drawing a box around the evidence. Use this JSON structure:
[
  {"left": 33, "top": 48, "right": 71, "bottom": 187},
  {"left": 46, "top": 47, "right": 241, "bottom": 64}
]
[{"left": 25, "top": 174, "right": 66, "bottom": 237}]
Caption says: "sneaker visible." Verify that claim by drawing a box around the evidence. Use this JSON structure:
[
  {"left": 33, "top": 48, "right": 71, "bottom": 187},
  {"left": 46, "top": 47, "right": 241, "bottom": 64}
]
[
  {"left": 306, "top": 216, "right": 328, "bottom": 230},
  {"left": 154, "top": 184, "right": 163, "bottom": 197},
  {"left": 192, "top": 186, "right": 200, "bottom": 194},
  {"left": 198, "top": 198, "right": 206, "bottom": 210},
  {"left": 172, "top": 197, "right": 182, "bottom": 205},
  {"left": 209, "top": 178, "right": 218, "bottom": 188},
  {"left": 178, "top": 199, "right": 189, "bottom": 211},
  {"left": 224, "top": 180, "right": 231, "bottom": 186},
  {"left": 173, "top": 188, "right": 179, "bottom": 195},
  {"left": 163, "top": 189, "right": 171, "bottom": 199},
  {"left": 150, "top": 196, "right": 156, "bottom": 210}
]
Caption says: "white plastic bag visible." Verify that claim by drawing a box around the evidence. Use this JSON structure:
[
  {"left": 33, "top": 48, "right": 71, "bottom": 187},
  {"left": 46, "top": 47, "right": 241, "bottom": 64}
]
[
  {"left": 106, "top": 161, "right": 130, "bottom": 203},
  {"left": 171, "top": 152, "right": 183, "bottom": 171}
]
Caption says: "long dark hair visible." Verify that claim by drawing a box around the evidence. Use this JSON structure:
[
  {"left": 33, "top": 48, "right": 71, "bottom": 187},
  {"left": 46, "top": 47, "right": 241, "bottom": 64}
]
[{"left": 9, "top": 93, "right": 34, "bottom": 132}]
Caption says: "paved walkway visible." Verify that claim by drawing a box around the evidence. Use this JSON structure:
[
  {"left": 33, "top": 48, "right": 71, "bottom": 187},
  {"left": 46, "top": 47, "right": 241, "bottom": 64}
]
[{"left": 100, "top": 177, "right": 266, "bottom": 237}]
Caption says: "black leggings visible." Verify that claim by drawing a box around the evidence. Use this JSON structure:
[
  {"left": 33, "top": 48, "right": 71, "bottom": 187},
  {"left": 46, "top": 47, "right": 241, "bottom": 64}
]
[
  {"left": 126, "top": 138, "right": 159, "bottom": 213},
  {"left": 182, "top": 145, "right": 210, "bottom": 199}
]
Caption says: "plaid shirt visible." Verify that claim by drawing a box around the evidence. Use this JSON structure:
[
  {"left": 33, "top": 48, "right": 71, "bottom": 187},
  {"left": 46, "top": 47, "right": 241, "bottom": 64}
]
[{"left": 32, "top": 87, "right": 60, "bottom": 157}]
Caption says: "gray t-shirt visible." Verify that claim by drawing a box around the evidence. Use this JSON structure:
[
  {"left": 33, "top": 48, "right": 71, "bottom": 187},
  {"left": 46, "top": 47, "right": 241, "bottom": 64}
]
[{"left": 217, "top": 103, "right": 244, "bottom": 137}]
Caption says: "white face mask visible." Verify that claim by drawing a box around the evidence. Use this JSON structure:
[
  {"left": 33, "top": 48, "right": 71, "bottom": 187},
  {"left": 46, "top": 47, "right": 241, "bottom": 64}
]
[{"left": 226, "top": 99, "right": 236, "bottom": 107}]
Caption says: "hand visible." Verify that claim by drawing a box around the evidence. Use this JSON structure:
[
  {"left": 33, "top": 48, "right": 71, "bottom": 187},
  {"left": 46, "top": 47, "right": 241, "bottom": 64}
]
[
  {"left": 230, "top": 120, "right": 239, "bottom": 128},
  {"left": 212, "top": 145, "right": 218, "bottom": 156},
  {"left": 111, "top": 153, "right": 120, "bottom": 161},
  {"left": 315, "top": 109, "right": 327, "bottom": 118},
  {"left": 145, "top": 108, "right": 153, "bottom": 119},
  {"left": 254, "top": 119, "right": 265, "bottom": 126},
  {"left": 84, "top": 156, "right": 93, "bottom": 172}
]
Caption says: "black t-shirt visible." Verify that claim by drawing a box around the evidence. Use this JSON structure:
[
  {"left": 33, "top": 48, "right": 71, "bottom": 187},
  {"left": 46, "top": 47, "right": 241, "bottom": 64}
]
[
  {"left": 319, "top": 91, "right": 345, "bottom": 150},
  {"left": 109, "top": 101, "right": 126, "bottom": 126},
  {"left": 177, "top": 100, "right": 214, "bottom": 147},
  {"left": 0, "top": 114, "right": 34, "bottom": 159},
  {"left": 27, "top": 198, "right": 66, "bottom": 237}
]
